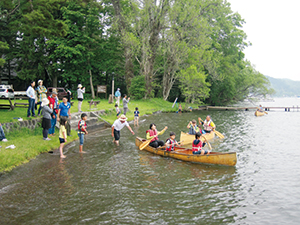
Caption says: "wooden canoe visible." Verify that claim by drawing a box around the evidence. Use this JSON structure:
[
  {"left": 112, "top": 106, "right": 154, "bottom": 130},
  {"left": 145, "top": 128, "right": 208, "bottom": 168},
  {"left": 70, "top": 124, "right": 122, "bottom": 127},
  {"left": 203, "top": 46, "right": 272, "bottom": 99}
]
[
  {"left": 255, "top": 110, "right": 265, "bottom": 116},
  {"left": 180, "top": 131, "right": 215, "bottom": 145},
  {"left": 136, "top": 137, "right": 237, "bottom": 166}
]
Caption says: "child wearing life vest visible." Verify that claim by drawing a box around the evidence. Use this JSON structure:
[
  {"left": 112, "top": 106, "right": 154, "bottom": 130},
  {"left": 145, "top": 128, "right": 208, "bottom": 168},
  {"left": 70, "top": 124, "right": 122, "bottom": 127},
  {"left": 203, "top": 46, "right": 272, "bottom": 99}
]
[
  {"left": 165, "top": 132, "right": 181, "bottom": 151},
  {"left": 78, "top": 113, "right": 88, "bottom": 153},
  {"left": 187, "top": 119, "right": 202, "bottom": 135},
  {"left": 146, "top": 123, "right": 168, "bottom": 148},
  {"left": 192, "top": 132, "right": 210, "bottom": 155}
]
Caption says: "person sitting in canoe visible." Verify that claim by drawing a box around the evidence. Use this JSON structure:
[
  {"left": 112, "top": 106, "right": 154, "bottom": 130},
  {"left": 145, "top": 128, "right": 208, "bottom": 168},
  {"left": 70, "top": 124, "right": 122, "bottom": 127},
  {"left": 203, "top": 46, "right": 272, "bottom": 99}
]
[
  {"left": 199, "top": 115, "right": 216, "bottom": 133},
  {"left": 192, "top": 132, "right": 210, "bottom": 155},
  {"left": 187, "top": 119, "right": 201, "bottom": 135},
  {"left": 257, "top": 105, "right": 263, "bottom": 112},
  {"left": 146, "top": 123, "right": 168, "bottom": 148},
  {"left": 165, "top": 132, "right": 181, "bottom": 151}
]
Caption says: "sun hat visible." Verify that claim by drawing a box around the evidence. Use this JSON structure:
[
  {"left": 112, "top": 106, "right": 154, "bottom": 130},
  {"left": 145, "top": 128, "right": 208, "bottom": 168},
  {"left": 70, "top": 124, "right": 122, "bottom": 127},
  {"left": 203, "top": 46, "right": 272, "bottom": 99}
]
[
  {"left": 119, "top": 114, "right": 127, "bottom": 122},
  {"left": 41, "top": 98, "right": 49, "bottom": 107},
  {"left": 78, "top": 84, "right": 83, "bottom": 88},
  {"left": 38, "top": 80, "right": 43, "bottom": 85}
]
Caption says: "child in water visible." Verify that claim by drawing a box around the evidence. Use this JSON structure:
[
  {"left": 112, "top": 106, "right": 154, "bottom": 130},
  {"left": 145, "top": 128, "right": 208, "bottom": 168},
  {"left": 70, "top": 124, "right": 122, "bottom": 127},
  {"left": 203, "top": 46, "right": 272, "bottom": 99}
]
[
  {"left": 165, "top": 132, "right": 181, "bottom": 151},
  {"left": 192, "top": 132, "right": 210, "bottom": 155},
  {"left": 59, "top": 117, "right": 67, "bottom": 158},
  {"left": 134, "top": 107, "right": 140, "bottom": 126},
  {"left": 78, "top": 113, "right": 88, "bottom": 153}
]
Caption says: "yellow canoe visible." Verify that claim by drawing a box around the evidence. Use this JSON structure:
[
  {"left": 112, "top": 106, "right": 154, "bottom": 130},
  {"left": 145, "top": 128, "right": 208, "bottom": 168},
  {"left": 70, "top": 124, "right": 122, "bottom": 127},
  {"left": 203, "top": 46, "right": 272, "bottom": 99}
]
[
  {"left": 255, "top": 111, "right": 265, "bottom": 116},
  {"left": 136, "top": 137, "right": 237, "bottom": 166},
  {"left": 180, "top": 131, "right": 215, "bottom": 145}
]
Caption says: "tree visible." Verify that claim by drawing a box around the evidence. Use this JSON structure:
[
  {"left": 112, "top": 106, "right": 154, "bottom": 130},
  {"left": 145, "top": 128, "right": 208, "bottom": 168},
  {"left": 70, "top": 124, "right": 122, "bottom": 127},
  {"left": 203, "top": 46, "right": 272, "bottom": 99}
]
[{"left": 179, "top": 65, "right": 210, "bottom": 104}]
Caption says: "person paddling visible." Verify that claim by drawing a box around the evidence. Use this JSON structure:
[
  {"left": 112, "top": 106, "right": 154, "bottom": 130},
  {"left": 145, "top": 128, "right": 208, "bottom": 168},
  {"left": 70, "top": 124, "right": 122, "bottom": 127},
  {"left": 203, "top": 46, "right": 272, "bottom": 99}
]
[
  {"left": 146, "top": 123, "right": 168, "bottom": 148},
  {"left": 200, "top": 115, "right": 216, "bottom": 133},
  {"left": 111, "top": 115, "right": 135, "bottom": 146},
  {"left": 187, "top": 119, "right": 200, "bottom": 135},
  {"left": 165, "top": 132, "right": 181, "bottom": 151},
  {"left": 192, "top": 132, "right": 210, "bottom": 155}
]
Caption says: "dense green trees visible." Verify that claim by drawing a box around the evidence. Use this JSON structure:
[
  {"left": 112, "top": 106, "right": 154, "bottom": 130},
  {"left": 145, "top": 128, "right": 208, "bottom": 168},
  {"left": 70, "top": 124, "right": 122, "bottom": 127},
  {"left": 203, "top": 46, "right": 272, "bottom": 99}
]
[{"left": 0, "top": 0, "right": 273, "bottom": 105}]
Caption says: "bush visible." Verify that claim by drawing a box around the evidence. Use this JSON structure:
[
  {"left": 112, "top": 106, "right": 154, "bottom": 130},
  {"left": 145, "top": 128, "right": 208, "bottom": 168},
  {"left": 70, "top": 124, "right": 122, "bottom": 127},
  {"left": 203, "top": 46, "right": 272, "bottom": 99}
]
[{"left": 129, "top": 76, "right": 146, "bottom": 99}]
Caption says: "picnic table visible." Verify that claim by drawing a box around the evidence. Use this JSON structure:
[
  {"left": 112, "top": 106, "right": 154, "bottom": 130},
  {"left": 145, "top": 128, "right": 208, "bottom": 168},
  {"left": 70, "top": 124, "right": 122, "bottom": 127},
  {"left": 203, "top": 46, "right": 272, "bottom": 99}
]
[{"left": 0, "top": 98, "right": 14, "bottom": 110}]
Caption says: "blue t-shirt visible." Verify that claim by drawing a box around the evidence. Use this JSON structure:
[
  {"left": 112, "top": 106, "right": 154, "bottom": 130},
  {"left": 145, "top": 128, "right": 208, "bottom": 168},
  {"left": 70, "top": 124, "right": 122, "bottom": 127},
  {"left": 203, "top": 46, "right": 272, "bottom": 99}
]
[
  {"left": 59, "top": 102, "right": 71, "bottom": 117},
  {"left": 134, "top": 110, "right": 139, "bottom": 117}
]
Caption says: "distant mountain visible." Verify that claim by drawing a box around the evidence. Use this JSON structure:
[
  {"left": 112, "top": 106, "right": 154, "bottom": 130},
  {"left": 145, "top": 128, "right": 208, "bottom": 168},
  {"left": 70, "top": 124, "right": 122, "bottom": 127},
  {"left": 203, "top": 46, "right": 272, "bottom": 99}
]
[{"left": 266, "top": 76, "right": 300, "bottom": 97}]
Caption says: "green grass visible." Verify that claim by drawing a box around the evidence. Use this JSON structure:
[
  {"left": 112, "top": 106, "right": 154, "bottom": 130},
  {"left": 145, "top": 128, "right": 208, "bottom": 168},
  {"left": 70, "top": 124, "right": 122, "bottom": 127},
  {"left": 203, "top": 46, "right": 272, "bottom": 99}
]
[{"left": 0, "top": 127, "right": 78, "bottom": 172}]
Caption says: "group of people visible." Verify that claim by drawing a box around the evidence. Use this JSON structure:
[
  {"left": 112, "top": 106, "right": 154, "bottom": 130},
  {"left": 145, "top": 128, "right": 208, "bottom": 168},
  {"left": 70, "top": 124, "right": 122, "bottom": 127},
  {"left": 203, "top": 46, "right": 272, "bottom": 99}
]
[{"left": 143, "top": 116, "right": 215, "bottom": 155}]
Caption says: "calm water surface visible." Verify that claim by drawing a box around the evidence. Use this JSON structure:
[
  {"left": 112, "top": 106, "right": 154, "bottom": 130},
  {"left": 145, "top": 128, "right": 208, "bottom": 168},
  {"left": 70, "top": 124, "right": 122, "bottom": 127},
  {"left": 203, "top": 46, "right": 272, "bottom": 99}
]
[{"left": 0, "top": 98, "right": 300, "bottom": 224}]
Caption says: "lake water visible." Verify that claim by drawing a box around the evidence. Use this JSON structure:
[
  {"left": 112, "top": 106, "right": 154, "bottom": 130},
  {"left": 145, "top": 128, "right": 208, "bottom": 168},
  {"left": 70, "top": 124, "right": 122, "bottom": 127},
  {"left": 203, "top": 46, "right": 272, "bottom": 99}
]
[{"left": 0, "top": 98, "right": 300, "bottom": 224}]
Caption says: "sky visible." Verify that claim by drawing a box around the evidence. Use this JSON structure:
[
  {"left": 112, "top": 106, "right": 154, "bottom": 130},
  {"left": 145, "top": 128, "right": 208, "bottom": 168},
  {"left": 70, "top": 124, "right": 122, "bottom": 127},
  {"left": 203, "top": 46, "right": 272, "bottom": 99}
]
[{"left": 227, "top": 0, "right": 300, "bottom": 81}]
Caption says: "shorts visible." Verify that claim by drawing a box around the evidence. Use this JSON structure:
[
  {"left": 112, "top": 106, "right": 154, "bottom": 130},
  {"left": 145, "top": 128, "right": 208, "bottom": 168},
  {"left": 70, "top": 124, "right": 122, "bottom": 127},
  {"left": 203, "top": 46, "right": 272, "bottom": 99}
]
[
  {"left": 59, "top": 138, "right": 65, "bottom": 144},
  {"left": 116, "top": 112, "right": 120, "bottom": 116},
  {"left": 78, "top": 133, "right": 85, "bottom": 145},
  {"left": 114, "top": 129, "right": 120, "bottom": 141},
  {"left": 134, "top": 116, "right": 139, "bottom": 120},
  {"left": 193, "top": 150, "right": 208, "bottom": 155}
]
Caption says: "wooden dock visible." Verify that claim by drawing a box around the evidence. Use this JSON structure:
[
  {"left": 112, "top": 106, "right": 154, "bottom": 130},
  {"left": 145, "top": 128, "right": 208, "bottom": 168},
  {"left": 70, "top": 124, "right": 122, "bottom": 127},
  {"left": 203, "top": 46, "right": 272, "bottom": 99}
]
[{"left": 198, "top": 106, "right": 300, "bottom": 112}]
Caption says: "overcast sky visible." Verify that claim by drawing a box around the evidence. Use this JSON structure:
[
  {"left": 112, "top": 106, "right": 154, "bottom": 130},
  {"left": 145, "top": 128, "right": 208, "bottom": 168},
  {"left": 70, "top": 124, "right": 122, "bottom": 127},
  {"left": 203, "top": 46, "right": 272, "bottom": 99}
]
[{"left": 227, "top": 0, "right": 300, "bottom": 81}]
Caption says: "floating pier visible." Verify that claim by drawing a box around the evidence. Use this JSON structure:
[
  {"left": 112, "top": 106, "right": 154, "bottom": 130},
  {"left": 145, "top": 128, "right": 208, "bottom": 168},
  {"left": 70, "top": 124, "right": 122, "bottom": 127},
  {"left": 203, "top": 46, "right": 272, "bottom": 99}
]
[{"left": 197, "top": 106, "right": 300, "bottom": 112}]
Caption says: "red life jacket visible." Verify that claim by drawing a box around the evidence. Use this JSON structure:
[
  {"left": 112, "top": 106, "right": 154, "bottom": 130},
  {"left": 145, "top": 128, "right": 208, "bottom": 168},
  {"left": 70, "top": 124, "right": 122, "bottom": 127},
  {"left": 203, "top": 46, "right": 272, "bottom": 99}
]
[
  {"left": 192, "top": 139, "right": 203, "bottom": 151},
  {"left": 166, "top": 138, "right": 176, "bottom": 151},
  {"left": 146, "top": 129, "right": 158, "bottom": 142},
  {"left": 78, "top": 120, "right": 87, "bottom": 133}
]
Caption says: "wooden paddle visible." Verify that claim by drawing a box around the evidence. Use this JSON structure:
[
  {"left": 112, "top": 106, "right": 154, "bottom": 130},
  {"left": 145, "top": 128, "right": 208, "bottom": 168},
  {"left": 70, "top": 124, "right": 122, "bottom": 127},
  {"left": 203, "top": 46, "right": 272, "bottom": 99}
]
[
  {"left": 213, "top": 129, "right": 225, "bottom": 139},
  {"left": 264, "top": 111, "right": 268, "bottom": 114},
  {"left": 202, "top": 136, "right": 212, "bottom": 150},
  {"left": 139, "top": 129, "right": 165, "bottom": 150}
]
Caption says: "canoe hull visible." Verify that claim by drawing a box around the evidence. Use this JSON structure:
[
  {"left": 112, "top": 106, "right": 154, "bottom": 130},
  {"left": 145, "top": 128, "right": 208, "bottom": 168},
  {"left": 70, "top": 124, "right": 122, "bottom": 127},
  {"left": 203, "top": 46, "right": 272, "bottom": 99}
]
[
  {"left": 255, "top": 111, "right": 265, "bottom": 116},
  {"left": 180, "top": 131, "right": 215, "bottom": 145},
  {"left": 136, "top": 137, "right": 237, "bottom": 166}
]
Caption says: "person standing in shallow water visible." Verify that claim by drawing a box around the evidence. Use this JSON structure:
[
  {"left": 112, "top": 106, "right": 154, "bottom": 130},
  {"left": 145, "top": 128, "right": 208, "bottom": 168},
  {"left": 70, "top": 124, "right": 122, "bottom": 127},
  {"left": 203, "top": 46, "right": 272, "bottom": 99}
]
[{"left": 111, "top": 115, "right": 135, "bottom": 146}]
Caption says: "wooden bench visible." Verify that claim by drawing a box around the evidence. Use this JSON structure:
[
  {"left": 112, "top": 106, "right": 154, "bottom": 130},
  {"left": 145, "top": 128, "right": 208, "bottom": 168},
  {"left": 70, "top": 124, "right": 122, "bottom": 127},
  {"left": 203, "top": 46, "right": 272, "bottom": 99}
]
[
  {"left": 88, "top": 100, "right": 100, "bottom": 110},
  {"left": 14, "top": 102, "right": 29, "bottom": 108},
  {"left": 0, "top": 98, "right": 14, "bottom": 110}
]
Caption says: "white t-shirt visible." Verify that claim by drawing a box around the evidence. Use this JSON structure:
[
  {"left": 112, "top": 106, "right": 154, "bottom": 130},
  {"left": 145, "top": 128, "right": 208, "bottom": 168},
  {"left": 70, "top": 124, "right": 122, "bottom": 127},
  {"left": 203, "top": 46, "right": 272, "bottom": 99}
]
[{"left": 112, "top": 119, "right": 129, "bottom": 131}]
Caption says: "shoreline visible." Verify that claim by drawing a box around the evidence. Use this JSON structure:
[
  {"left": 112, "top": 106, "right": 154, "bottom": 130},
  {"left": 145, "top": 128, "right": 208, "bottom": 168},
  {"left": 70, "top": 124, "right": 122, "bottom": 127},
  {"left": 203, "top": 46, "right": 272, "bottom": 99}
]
[{"left": 0, "top": 98, "right": 199, "bottom": 173}]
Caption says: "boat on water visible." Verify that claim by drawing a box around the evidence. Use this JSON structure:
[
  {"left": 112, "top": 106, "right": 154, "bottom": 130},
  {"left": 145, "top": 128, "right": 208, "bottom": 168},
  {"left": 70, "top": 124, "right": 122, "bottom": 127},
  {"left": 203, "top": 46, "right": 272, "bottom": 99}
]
[
  {"left": 255, "top": 110, "right": 265, "bottom": 117},
  {"left": 135, "top": 137, "right": 237, "bottom": 166},
  {"left": 180, "top": 131, "right": 215, "bottom": 145}
]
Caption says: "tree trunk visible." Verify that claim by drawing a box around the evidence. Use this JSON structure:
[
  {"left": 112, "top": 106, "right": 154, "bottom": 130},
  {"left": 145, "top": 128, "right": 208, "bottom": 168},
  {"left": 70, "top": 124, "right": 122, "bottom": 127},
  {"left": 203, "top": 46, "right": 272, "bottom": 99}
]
[
  {"left": 89, "top": 69, "right": 95, "bottom": 99},
  {"left": 52, "top": 75, "right": 57, "bottom": 87}
]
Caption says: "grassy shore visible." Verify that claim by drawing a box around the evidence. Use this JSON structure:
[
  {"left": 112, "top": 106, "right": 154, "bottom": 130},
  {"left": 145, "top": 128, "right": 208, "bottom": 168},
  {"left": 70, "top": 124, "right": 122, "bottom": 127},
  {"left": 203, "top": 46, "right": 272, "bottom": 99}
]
[{"left": 0, "top": 98, "right": 197, "bottom": 172}]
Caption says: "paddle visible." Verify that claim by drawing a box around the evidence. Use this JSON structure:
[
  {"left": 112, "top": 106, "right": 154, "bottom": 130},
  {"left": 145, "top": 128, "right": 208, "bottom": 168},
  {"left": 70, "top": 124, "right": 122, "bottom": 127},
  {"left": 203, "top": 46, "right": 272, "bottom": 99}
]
[
  {"left": 213, "top": 129, "right": 225, "bottom": 139},
  {"left": 202, "top": 136, "right": 212, "bottom": 150},
  {"left": 264, "top": 111, "right": 268, "bottom": 114},
  {"left": 139, "top": 129, "right": 165, "bottom": 150}
]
